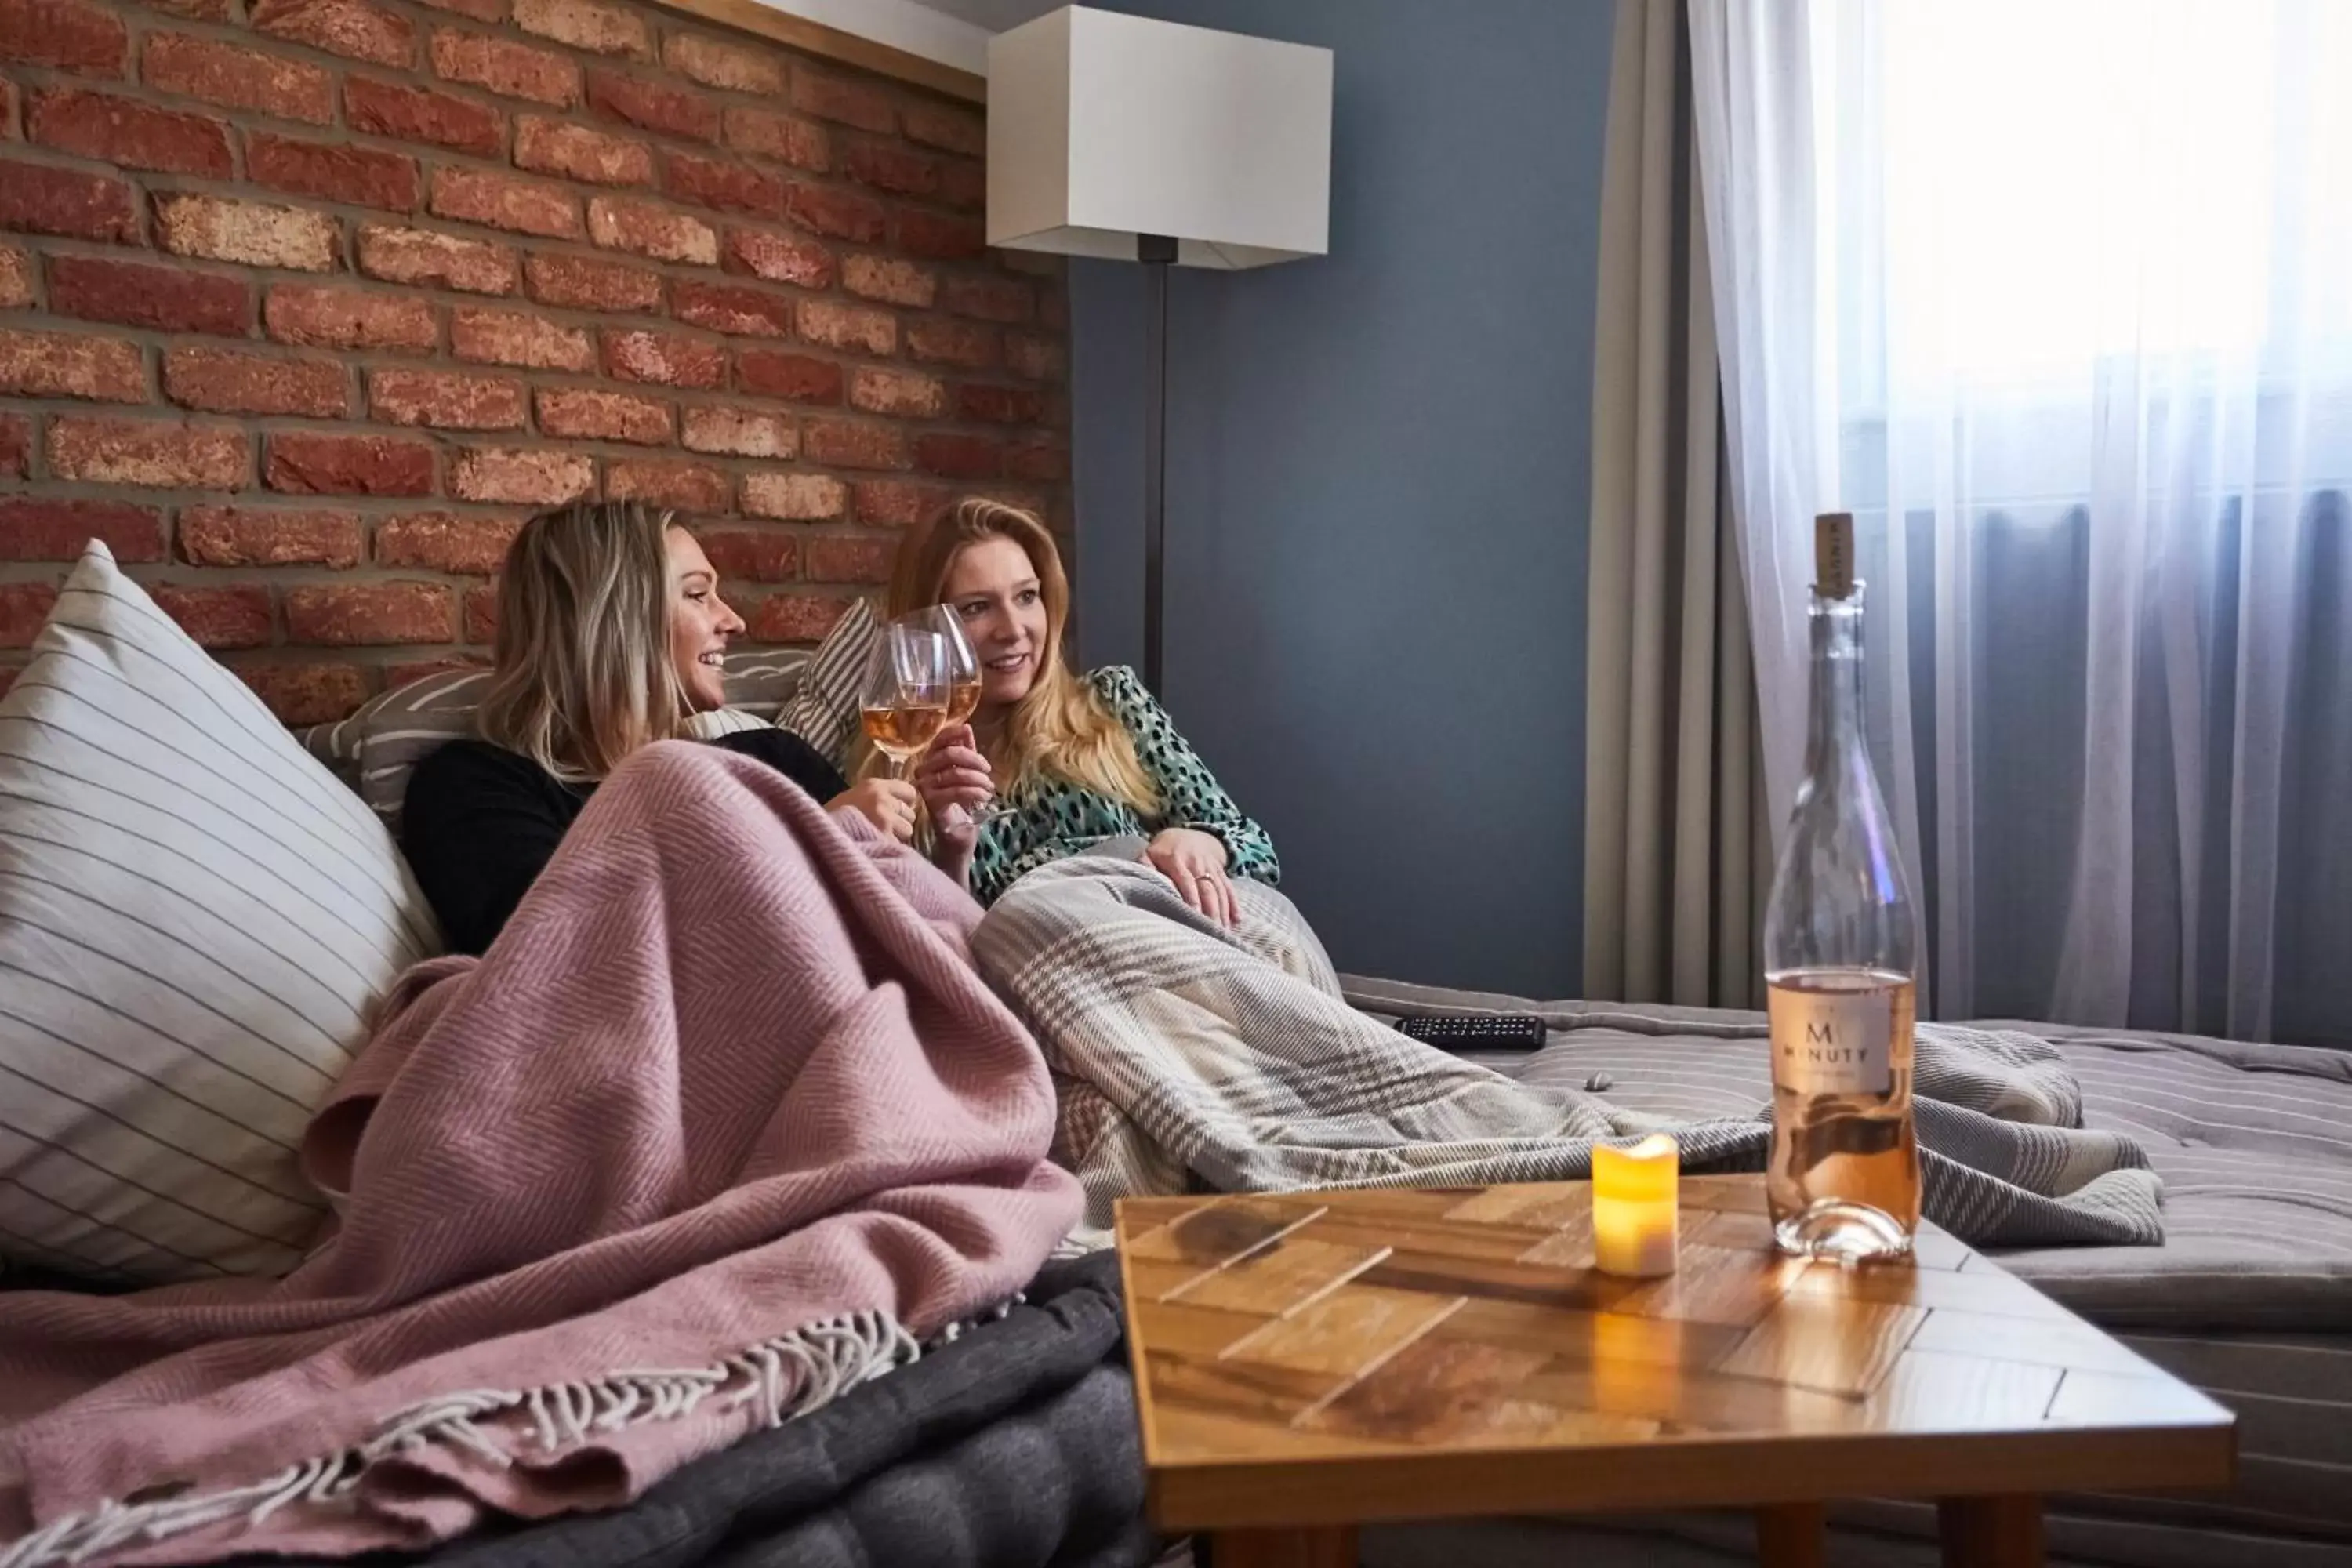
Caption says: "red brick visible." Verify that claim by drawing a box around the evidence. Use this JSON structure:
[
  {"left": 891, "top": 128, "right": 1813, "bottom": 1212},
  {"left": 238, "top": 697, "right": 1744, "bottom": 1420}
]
[
  {"left": 0, "top": 413, "right": 29, "bottom": 479},
  {"left": 906, "top": 316, "right": 997, "bottom": 369},
  {"left": 958, "top": 383, "right": 1047, "bottom": 425},
  {"left": 0, "top": 79, "right": 12, "bottom": 137},
  {"left": 603, "top": 327, "right": 724, "bottom": 387},
  {"left": 450, "top": 445, "right": 591, "bottom": 503},
  {"left": 915, "top": 431, "right": 1002, "bottom": 479},
  {"left": 248, "top": 133, "right": 420, "bottom": 212},
  {"left": 586, "top": 69, "right": 716, "bottom": 143},
  {"left": 734, "top": 347, "right": 839, "bottom": 405},
  {"left": 1, "top": 585, "right": 59, "bottom": 648},
  {"left": 515, "top": 116, "right": 651, "bottom": 186},
  {"left": 430, "top": 167, "right": 579, "bottom": 240},
  {"left": 164, "top": 346, "right": 348, "bottom": 417},
  {"left": 844, "top": 141, "right": 938, "bottom": 199},
  {"left": 850, "top": 365, "right": 943, "bottom": 419},
  {"left": 0, "top": 245, "right": 29, "bottom": 309},
  {"left": 1004, "top": 434, "right": 1068, "bottom": 483},
  {"left": 267, "top": 284, "right": 438, "bottom": 353},
  {"left": 143, "top": 34, "right": 333, "bottom": 122},
  {"left": 155, "top": 193, "right": 339, "bottom": 271},
  {"left": 136, "top": 0, "right": 235, "bottom": 20},
  {"left": 374, "top": 510, "right": 519, "bottom": 574},
  {"left": 180, "top": 505, "right": 363, "bottom": 567},
  {"left": 48, "top": 255, "right": 246, "bottom": 336},
  {"left": 797, "top": 297, "right": 895, "bottom": 357},
  {"left": 286, "top": 580, "right": 452, "bottom": 644},
  {"left": 805, "top": 418, "right": 906, "bottom": 471},
  {"left": 266, "top": 430, "right": 436, "bottom": 495},
  {"left": 430, "top": 29, "right": 579, "bottom": 107},
  {"left": 344, "top": 77, "right": 505, "bottom": 158},
  {"left": 681, "top": 405, "right": 793, "bottom": 459},
  {"left": 357, "top": 223, "right": 519, "bottom": 295},
  {"left": 234, "top": 661, "right": 369, "bottom": 723},
  {"left": 725, "top": 228, "right": 834, "bottom": 290},
  {"left": 452, "top": 304, "right": 591, "bottom": 369},
  {"left": 697, "top": 528, "right": 797, "bottom": 583},
  {"left": 789, "top": 64, "right": 893, "bottom": 134},
  {"left": 605, "top": 458, "right": 727, "bottom": 513},
  {"left": 49, "top": 416, "right": 248, "bottom": 488},
  {"left": 750, "top": 591, "right": 849, "bottom": 642},
  {"left": 1004, "top": 331, "right": 1065, "bottom": 383},
  {"left": 665, "top": 152, "right": 786, "bottom": 219},
  {"left": 153, "top": 584, "right": 273, "bottom": 649},
  {"left": 785, "top": 181, "right": 885, "bottom": 243},
  {"left": 1038, "top": 287, "right": 1066, "bottom": 332},
  {"left": 419, "top": 0, "right": 503, "bottom": 20},
  {"left": 535, "top": 385, "right": 669, "bottom": 444},
  {"left": 895, "top": 208, "right": 984, "bottom": 260},
  {"left": 842, "top": 252, "right": 933, "bottom": 308},
  {"left": 0, "top": 328, "right": 145, "bottom": 402},
  {"left": 673, "top": 278, "right": 793, "bottom": 337},
  {"left": 902, "top": 100, "right": 983, "bottom": 158},
  {"left": 0, "top": 158, "right": 138, "bottom": 243},
  {"left": 942, "top": 274, "right": 1033, "bottom": 325},
  {"left": 370, "top": 366, "right": 526, "bottom": 430},
  {"left": 252, "top": 0, "right": 412, "bottom": 67},
  {"left": 512, "top": 0, "right": 648, "bottom": 59},
  {"left": 586, "top": 195, "right": 715, "bottom": 264},
  {"left": 742, "top": 471, "right": 844, "bottom": 520},
  {"left": 27, "top": 88, "right": 232, "bottom": 176},
  {"left": 462, "top": 583, "right": 495, "bottom": 640},
  {"left": 524, "top": 252, "right": 659, "bottom": 313},
  {"left": 0, "top": 498, "right": 164, "bottom": 562},
  {"left": 851, "top": 478, "right": 948, "bottom": 527},
  {"left": 723, "top": 106, "right": 828, "bottom": 172},
  {"left": 665, "top": 32, "right": 782, "bottom": 95},
  {"left": 939, "top": 158, "right": 985, "bottom": 212},
  {"left": 0, "top": 0, "right": 128, "bottom": 76},
  {"left": 804, "top": 532, "right": 894, "bottom": 585}
]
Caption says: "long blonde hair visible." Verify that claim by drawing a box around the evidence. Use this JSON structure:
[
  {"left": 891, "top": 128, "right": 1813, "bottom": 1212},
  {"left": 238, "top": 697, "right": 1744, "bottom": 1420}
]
[
  {"left": 882, "top": 498, "right": 1159, "bottom": 815},
  {"left": 476, "top": 499, "right": 688, "bottom": 782}
]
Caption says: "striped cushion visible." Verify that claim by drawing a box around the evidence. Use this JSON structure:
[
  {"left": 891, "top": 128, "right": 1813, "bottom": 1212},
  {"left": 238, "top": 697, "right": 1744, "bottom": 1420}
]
[
  {"left": 0, "top": 543, "right": 441, "bottom": 1284},
  {"left": 772, "top": 598, "right": 878, "bottom": 771}
]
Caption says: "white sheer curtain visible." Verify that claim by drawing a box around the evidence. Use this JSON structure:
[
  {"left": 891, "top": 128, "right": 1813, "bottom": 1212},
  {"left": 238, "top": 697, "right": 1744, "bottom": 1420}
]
[{"left": 1691, "top": 0, "right": 2352, "bottom": 1041}]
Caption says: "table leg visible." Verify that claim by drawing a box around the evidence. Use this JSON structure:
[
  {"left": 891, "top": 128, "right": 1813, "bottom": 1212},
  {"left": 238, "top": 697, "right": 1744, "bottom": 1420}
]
[
  {"left": 1755, "top": 1501, "right": 1826, "bottom": 1568},
  {"left": 1207, "top": 1526, "right": 1358, "bottom": 1568},
  {"left": 1938, "top": 1494, "right": 2044, "bottom": 1566}
]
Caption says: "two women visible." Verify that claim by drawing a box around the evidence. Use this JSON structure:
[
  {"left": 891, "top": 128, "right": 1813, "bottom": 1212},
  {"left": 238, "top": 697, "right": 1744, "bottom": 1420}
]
[{"left": 403, "top": 497, "right": 1276, "bottom": 952}]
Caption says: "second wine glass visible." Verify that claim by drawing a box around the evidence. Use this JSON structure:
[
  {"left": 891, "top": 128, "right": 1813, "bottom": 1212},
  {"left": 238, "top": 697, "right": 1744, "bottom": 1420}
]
[
  {"left": 858, "top": 623, "right": 952, "bottom": 780},
  {"left": 895, "top": 605, "right": 1005, "bottom": 822}
]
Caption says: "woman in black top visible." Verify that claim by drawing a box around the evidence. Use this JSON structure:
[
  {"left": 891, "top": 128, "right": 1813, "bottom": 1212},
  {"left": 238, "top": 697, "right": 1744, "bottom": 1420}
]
[{"left": 402, "top": 501, "right": 987, "bottom": 955}]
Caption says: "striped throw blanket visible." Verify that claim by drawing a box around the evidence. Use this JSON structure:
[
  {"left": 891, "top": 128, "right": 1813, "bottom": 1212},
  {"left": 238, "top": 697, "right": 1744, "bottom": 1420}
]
[{"left": 971, "top": 851, "right": 2163, "bottom": 1250}]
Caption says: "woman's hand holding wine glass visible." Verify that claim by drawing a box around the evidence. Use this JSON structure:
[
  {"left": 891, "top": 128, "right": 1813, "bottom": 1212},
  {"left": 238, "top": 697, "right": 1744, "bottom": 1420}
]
[{"left": 896, "top": 607, "right": 1001, "bottom": 832}]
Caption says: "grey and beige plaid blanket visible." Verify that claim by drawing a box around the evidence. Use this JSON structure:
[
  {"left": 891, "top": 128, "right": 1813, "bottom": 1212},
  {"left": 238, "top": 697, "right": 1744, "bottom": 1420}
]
[{"left": 971, "top": 852, "right": 2164, "bottom": 1250}]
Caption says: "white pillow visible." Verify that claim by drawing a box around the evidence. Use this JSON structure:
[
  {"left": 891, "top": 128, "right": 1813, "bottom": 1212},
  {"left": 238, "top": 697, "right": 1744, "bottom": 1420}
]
[{"left": 0, "top": 543, "right": 441, "bottom": 1284}]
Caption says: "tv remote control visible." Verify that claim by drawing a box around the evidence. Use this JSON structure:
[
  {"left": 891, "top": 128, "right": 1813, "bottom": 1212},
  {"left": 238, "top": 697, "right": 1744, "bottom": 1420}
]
[{"left": 1392, "top": 1013, "right": 1547, "bottom": 1051}]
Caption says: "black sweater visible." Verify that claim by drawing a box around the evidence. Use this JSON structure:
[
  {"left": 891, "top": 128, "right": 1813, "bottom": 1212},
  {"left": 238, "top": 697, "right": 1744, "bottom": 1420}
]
[{"left": 401, "top": 729, "right": 848, "bottom": 956}]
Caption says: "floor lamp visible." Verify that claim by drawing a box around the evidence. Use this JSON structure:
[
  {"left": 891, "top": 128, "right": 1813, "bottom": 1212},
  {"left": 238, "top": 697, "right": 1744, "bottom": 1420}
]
[{"left": 987, "top": 5, "right": 1333, "bottom": 696}]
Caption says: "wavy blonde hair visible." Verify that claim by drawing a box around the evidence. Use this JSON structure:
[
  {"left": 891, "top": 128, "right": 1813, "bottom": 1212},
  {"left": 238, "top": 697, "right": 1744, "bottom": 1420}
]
[
  {"left": 880, "top": 497, "right": 1159, "bottom": 815},
  {"left": 476, "top": 499, "right": 689, "bottom": 782}
]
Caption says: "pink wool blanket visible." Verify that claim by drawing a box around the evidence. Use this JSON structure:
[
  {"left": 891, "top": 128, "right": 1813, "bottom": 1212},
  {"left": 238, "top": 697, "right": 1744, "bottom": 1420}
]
[{"left": 0, "top": 742, "right": 1081, "bottom": 1565}]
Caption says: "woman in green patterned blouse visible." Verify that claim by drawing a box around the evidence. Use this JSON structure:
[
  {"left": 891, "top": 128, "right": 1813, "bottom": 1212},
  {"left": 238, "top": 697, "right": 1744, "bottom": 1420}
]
[{"left": 887, "top": 498, "right": 1279, "bottom": 919}]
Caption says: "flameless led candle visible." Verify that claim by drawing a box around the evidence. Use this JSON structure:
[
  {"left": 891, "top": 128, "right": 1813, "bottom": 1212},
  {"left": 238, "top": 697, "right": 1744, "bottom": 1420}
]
[{"left": 1592, "top": 1134, "right": 1679, "bottom": 1278}]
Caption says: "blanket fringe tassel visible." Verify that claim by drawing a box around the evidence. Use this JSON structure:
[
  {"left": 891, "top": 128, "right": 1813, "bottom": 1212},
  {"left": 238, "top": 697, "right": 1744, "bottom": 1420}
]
[{"left": 0, "top": 1299, "right": 1017, "bottom": 1568}]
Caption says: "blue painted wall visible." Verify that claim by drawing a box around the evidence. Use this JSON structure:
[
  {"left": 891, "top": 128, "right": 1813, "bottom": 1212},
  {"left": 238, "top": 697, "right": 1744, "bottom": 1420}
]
[{"left": 1061, "top": 0, "right": 1617, "bottom": 995}]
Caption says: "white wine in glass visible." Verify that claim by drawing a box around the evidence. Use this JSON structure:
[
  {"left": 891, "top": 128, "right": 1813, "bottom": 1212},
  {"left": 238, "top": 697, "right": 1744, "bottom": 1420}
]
[
  {"left": 859, "top": 626, "right": 952, "bottom": 779},
  {"left": 894, "top": 605, "right": 1000, "bottom": 820}
]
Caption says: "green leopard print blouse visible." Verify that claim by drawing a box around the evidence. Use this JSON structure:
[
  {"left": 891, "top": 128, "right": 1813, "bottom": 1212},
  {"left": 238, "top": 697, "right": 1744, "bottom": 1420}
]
[{"left": 968, "top": 666, "right": 1280, "bottom": 907}]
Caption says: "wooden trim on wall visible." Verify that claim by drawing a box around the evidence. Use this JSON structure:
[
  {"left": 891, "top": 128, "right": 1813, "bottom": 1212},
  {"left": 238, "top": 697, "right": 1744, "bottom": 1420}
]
[{"left": 653, "top": 0, "right": 989, "bottom": 103}]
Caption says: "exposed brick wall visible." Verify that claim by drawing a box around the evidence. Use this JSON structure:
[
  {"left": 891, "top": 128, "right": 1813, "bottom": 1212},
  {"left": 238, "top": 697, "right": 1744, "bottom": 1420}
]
[{"left": 0, "top": 0, "right": 1069, "bottom": 722}]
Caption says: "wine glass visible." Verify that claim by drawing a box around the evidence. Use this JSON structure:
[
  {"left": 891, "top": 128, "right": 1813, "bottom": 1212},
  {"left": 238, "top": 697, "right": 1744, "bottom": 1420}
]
[
  {"left": 892, "top": 605, "right": 1007, "bottom": 824},
  {"left": 858, "top": 623, "right": 952, "bottom": 781}
]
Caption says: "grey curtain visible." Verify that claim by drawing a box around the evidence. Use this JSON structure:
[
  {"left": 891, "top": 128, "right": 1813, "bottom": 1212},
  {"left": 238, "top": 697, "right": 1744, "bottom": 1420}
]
[{"left": 1581, "top": 0, "right": 1766, "bottom": 1009}]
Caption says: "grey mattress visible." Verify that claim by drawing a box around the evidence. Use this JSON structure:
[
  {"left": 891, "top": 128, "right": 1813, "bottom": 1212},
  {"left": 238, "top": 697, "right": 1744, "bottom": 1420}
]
[{"left": 1341, "top": 976, "right": 2352, "bottom": 1564}]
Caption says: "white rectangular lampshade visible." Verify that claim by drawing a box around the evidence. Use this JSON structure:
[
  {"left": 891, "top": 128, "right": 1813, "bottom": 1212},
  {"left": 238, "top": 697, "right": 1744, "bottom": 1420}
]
[{"left": 987, "top": 5, "right": 1331, "bottom": 270}]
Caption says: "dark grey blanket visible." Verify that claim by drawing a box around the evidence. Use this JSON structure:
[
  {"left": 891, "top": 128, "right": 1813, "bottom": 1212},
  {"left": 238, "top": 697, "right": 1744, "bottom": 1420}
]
[{"left": 215, "top": 1254, "right": 1152, "bottom": 1568}]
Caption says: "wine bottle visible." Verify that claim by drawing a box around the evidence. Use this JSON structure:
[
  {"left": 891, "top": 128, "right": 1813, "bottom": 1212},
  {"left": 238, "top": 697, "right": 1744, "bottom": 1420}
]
[{"left": 1762, "top": 511, "right": 1922, "bottom": 1263}]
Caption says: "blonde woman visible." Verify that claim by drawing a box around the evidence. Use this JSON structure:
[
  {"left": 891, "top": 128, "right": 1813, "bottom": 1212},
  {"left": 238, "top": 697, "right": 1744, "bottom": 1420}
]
[
  {"left": 403, "top": 501, "right": 951, "bottom": 954},
  {"left": 886, "top": 498, "right": 1279, "bottom": 922}
]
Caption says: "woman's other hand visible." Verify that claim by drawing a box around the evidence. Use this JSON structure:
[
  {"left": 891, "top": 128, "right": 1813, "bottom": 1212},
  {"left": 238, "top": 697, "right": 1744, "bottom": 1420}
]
[
  {"left": 828, "top": 778, "right": 921, "bottom": 842},
  {"left": 1146, "top": 828, "right": 1236, "bottom": 926},
  {"left": 913, "top": 725, "right": 994, "bottom": 827}
]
